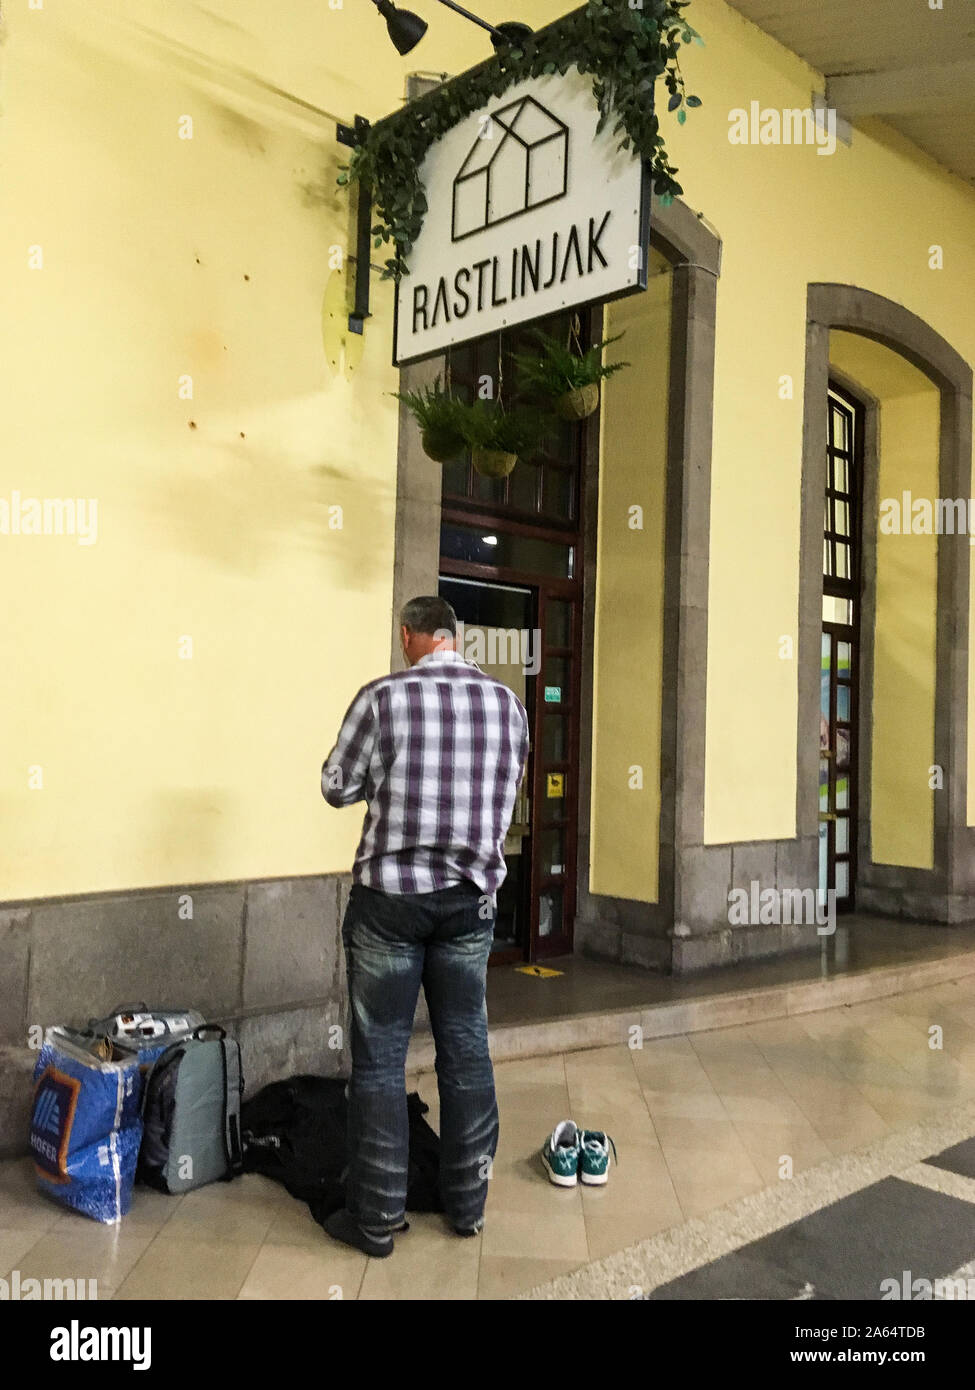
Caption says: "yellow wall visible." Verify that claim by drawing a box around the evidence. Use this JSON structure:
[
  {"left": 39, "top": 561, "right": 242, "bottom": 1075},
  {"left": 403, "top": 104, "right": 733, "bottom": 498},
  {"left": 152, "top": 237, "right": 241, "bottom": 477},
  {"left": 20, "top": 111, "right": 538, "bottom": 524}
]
[
  {"left": 0, "top": 0, "right": 572, "bottom": 900},
  {"left": 652, "top": 0, "right": 975, "bottom": 847},
  {"left": 590, "top": 254, "right": 672, "bottom": 901},
  {"left": 3, "top": 0, "right": 975, "bottom": 902},
  {"left": 829, "top": 332, "right": 939, "bottom": 870}
]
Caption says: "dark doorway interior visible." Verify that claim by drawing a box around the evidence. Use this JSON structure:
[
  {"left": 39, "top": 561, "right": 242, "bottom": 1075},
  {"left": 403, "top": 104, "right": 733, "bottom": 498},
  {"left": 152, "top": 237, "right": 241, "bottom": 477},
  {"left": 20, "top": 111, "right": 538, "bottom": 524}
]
[{"left": 437, "top": 310, "right": 589, "bottom": 963}]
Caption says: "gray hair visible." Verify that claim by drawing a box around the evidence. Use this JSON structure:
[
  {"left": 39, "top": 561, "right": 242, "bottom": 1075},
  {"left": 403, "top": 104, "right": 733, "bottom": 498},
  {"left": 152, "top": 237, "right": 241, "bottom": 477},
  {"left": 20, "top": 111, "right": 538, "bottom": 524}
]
[{"left": 400, "top": 595, "right": 457, "bottom": 638}]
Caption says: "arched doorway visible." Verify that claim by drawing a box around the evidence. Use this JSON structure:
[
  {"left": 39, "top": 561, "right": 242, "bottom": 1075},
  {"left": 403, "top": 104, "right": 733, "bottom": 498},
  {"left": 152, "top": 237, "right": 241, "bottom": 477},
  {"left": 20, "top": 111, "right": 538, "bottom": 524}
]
[{"left": 801, "top": 285, "right": 975, "bottom": 923}]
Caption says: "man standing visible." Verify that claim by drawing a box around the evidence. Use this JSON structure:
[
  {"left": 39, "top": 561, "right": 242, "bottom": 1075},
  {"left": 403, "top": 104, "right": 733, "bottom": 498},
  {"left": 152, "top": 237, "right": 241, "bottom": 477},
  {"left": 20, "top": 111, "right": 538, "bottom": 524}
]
[{"left": 321, "top": 595, "right": 529, "bottom": 1257}]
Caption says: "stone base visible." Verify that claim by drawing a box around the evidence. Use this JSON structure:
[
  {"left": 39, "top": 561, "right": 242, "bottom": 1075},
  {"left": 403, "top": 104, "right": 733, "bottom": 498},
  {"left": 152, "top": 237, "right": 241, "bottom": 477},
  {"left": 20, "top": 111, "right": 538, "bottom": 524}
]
[
  {"left": 0, "top": 1046, "right": 36, "bottom": 1160},
  {"left": 671, "top": 919, "right": 824, "bottom": 973},
  {"left": 0, "top": 871, "right": 359, "bottom": 1158},
  {"left": 576, "top": 836, "right": 825, "bottom": 975},
  {"left": 857, "top": 884, "right": 975, "bottom": 926}
]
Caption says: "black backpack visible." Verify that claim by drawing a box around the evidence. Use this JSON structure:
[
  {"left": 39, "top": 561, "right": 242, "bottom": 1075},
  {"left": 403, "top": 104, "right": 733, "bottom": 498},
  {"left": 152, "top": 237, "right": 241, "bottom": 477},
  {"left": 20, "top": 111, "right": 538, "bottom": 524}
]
[{"left": 240, "top": 1075, "right": 442, "bottom": 1225}]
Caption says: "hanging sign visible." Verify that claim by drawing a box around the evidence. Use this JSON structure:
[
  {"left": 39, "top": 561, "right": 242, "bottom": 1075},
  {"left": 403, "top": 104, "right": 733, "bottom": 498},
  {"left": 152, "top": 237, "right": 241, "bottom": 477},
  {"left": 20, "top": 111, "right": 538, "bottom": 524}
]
[{"left": 393, "top": 70, "right": 650, "bottom": 366}]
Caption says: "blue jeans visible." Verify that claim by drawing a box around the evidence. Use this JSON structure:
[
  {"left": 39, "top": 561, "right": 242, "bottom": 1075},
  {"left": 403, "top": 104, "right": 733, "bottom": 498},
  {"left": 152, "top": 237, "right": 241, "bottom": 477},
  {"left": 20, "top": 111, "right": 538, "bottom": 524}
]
[{"left": 341, "top": 879, "right": 499, "bottom": 1234}]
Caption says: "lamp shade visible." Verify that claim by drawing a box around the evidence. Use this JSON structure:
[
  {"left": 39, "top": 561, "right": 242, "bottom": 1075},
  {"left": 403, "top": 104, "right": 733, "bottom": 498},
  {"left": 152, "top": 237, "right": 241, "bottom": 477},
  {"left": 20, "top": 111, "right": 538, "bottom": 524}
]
[
  {"left": 489, "top": 20, "right": 533, "bottom": 49},
  {"left": 376, "top": 0, "right": 428, "bottom": 54}
]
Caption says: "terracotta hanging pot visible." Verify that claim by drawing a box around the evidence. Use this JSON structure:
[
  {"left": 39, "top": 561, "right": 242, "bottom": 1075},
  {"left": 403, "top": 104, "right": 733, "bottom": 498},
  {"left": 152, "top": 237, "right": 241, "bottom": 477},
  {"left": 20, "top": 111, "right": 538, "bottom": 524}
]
[
  {"left": 472, "top": 447, "right": 518, "bottom": 478},
  {"left": 421, "top": 424, "right": 465, "bottom": 464},
  {"left": 554, "top": 382, "right": 600, "bottom": 421}
]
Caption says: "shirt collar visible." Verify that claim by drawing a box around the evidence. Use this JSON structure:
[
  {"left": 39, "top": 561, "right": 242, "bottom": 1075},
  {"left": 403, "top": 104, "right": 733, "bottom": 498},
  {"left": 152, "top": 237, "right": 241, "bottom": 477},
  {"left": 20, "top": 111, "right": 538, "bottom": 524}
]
[{"left": 414, "top": 649, "right": 473, "bottom": 669}]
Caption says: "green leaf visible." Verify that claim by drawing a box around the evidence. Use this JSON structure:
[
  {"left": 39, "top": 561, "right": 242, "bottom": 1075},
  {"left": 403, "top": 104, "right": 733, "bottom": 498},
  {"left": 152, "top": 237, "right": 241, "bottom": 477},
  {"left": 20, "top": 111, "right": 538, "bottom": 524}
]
[
  {"left": 342, "top": 2, "right": 706, "bottom": 267},
  {"left": 677, "top": 108, "right": 686, "bottom": 124}
]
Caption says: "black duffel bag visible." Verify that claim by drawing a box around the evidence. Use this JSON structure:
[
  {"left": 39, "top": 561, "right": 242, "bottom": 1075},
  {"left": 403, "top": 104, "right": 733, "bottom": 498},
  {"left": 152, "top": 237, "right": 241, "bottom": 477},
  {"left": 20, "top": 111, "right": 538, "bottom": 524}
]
[{"left": 240, "top": 1075, "right": 442, "bottom": 1225}]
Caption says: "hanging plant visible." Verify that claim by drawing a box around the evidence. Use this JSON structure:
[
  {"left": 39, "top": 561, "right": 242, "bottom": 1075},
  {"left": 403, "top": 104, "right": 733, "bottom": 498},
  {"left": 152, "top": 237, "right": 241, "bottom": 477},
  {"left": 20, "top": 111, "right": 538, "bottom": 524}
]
[
  {"left": 338, "top": 0, "right": 704, "bottom": 280},
  {"left": 456, "top": 399, "right": 548, "bottom": 478},
  {"left": 513, "top": 328, "right": 630, "bottom": 420},
  {"left": 392, "top": 379, "right": 467, "bottom": 462}
]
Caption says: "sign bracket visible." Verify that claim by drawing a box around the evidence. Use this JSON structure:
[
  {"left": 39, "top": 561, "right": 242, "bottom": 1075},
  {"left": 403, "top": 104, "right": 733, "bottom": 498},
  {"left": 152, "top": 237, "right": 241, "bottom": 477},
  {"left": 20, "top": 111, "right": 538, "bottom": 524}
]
[{"left": 336, "top": 115, "right": 373, "bottom": 335}]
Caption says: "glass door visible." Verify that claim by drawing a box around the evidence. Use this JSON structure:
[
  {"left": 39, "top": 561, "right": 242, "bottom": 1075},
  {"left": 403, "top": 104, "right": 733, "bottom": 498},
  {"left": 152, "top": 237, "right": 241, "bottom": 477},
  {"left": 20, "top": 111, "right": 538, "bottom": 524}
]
[
  {"left": 819, "top": 624, "right": 857, "bottom": 908},
  {"left": 432, "top": 306, "right": 589, "bottom": 961},
  {"left": 532, "top": 589, "right": 579, "bottom": 958},
  {"left": 438, "top": 569, "right": 580, "bottom": 962},
  {"left": 438, "top": 575, "right": 536, "bottom": 963},
  {"left": 819, "top": 384, "right": 862, "bottom": 911}
]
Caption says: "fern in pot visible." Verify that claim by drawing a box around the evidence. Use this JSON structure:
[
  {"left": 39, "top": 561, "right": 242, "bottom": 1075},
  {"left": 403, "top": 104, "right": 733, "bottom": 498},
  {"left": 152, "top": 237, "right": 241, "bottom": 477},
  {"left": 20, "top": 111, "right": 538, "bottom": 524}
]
[
  {"left": 456, "top": 399, "right": 546, "bottom": 479},
  {"left": 393, "top": 379, "right": 466, "bottom": 463},
  {"left": 514, "top": 330, "right": 630, "bottom": 421}
]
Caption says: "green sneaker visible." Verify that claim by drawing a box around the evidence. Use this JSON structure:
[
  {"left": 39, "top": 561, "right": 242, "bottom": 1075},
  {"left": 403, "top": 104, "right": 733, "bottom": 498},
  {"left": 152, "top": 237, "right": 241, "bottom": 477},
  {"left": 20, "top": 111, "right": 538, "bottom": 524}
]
[
  {"left": 579, "top": 1130, "right": 618, "bottom": 1185},
  {"left": 541, "top": 1119, "right": 582, "bottom": 1187}
]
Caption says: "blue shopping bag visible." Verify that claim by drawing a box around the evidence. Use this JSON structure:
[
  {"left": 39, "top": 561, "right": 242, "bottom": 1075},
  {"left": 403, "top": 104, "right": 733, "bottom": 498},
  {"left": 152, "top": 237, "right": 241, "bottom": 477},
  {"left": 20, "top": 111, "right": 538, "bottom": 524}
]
[{"left": 30, "top": 1028, "right": 144, "bottom": 1224}]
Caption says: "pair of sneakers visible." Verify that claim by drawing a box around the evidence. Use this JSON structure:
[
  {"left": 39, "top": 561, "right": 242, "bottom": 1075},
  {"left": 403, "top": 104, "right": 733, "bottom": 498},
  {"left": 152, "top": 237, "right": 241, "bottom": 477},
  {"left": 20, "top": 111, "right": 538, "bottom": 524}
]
[{"left": 541, "top": 1119, "right": 617, "bottom": 1187}]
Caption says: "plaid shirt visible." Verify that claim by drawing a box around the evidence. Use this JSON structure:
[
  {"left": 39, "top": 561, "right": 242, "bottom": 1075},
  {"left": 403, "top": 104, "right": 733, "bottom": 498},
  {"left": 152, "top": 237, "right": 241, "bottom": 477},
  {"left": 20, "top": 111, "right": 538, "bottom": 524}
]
[{"left": 322, "top": 649, "right": 530, "bottom": 897}]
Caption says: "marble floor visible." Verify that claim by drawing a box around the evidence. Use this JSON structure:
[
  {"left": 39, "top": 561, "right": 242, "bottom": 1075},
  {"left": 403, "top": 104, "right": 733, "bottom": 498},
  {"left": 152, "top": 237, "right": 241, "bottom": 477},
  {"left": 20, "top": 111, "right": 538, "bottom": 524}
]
[{"left": 3, "top": 974, "right": 975, "bottom": 1300}]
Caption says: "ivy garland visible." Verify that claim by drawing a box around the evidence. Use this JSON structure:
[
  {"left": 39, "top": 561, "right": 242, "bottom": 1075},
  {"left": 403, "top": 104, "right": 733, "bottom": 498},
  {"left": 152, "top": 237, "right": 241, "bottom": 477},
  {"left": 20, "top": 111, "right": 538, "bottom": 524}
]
[{"left": 338, "top": 0, "right": 703, "bottom": 280}]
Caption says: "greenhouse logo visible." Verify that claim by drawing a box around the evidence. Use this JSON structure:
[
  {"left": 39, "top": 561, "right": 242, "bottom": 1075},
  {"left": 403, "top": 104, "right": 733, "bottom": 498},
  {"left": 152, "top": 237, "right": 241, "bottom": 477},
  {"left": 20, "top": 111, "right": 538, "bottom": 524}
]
[{"left": 453, "top": 96, "right": 569, "bottom": 241}]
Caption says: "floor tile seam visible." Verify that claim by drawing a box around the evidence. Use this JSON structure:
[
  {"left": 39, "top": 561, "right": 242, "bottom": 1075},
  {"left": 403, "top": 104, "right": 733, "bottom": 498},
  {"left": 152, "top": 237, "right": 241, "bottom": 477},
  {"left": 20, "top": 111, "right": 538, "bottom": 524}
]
[
  {"left": 113, "top": 1218, "right": 269, "bottom": 1299},
  {"left": 162, "top": 1207, "right": 278, "bottom": 1246},
  {"left": 515, "top": 1097, "right": 975, "bottom": 1301},
  {"left": 841, "top": 1043, "right": 975, "bottom": 1106},
  {"left": 721, "top": 1104, "right": 832, "bottom": 1171},
  {"left": 650, "top": 1127, "right": 766, "bottom": 1219},
  {"left": 754, "top": 1024, "right": 857, "bottom": 1086},
  {"left": 0, "top": 1227, "right": 54, "bottom": 1281},
  {"left": 744, "top": 1043, "right": 887, "bottom": 1150}
]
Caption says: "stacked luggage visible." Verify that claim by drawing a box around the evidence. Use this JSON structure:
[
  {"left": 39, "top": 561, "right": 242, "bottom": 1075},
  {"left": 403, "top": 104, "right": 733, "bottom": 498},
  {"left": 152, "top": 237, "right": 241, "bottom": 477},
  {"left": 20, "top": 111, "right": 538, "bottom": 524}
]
[{"left": 29, "top": 1002, "right": 244, "bottom": 1223}]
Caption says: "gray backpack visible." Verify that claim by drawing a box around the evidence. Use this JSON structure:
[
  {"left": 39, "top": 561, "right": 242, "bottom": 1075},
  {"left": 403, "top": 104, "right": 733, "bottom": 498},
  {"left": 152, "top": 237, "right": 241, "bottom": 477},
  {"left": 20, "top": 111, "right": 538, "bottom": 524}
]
[{"left": 139, "top": 1025, "right": 244, "bottom": 1193}]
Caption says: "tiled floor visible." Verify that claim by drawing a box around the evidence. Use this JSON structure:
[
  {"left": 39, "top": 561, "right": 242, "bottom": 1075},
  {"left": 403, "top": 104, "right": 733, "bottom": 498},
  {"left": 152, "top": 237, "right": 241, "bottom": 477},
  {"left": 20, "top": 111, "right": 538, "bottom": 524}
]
[{"left": 3, "top": 975, "right": 975, "bottom": 1300}]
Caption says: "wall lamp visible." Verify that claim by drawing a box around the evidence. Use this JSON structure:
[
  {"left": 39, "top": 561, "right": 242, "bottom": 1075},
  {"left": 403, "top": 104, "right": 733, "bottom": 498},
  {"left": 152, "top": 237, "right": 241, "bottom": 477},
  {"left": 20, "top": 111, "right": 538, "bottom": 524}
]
[
  {"left": 342, "top": 2, "right": 533, "bottom": 335},
  {"left": 370, "top": 0, "right": 533, "bottom": 55}
]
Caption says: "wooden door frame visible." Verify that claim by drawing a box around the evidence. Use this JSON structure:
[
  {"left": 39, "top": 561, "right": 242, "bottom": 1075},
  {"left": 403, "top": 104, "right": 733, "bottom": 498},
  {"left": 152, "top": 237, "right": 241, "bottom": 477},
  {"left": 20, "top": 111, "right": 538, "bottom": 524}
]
[{"left": 438, "top": 522, "right": 584, "bottom": 964}]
